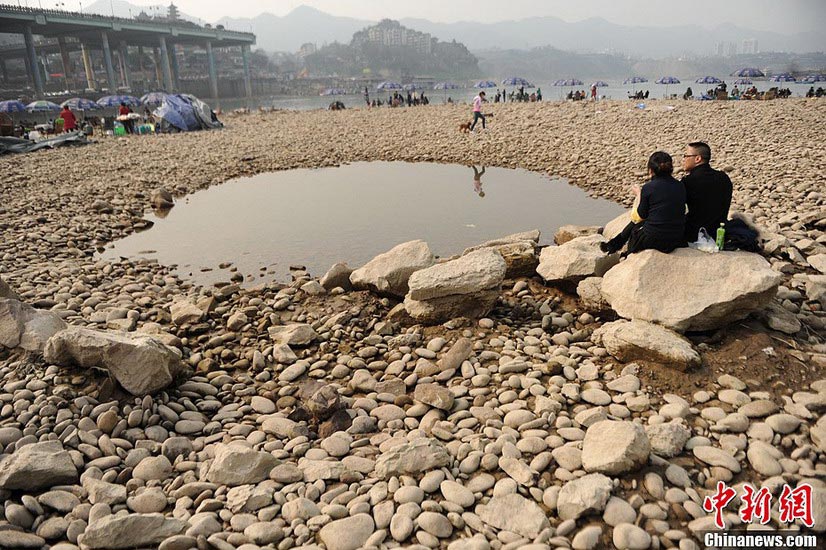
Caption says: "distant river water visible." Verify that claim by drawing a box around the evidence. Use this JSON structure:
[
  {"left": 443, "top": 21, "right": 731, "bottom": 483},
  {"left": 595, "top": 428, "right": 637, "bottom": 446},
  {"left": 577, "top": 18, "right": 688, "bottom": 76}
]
[{"left": 216, "top": 80, "right": 818, "bottom": 111}]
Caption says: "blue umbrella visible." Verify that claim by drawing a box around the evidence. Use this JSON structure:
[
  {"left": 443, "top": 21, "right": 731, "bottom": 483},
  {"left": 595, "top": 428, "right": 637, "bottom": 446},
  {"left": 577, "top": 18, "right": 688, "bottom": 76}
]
[
  {"left": 0, "top": 100, "right": 27, "bottom": 113},
  {"left": 803, "top": 74, "right": 826, "bottom": 83},
  {"left": 733, "top": 68, "right": 764, "bottom": 78},
  {"left": 26, "top": 100, "right": 61, "bottom": 112},
  {"left": 770, "top": 73, "right": 796, "bottom": 82},
  {"left": 320, "top": 88, "right": 346, "bottom": 96},
  {"left": 656, "top": 76, "right": 681, "bottom": 84},
  {"left": 695, "top": 76, "right": 722, "bottom": 84},
  {"left": 433, "top": 82, "right": 460, "bottom": 90},
  {"left": 61, "top": 97, "right": 100, "bottom": 110},
  {"left": 376, "top": 81, "right": 402, "bottom": 91},
  {"left": 591, "top": 81, "right": 609, "bottom": 87},
  {"left": 553, "top": 79, "right": 583, "bottom": 87},
  {"left": 623, "top": 76, "right": 648, "bottom": 84},
  {"left": 402, "top": 83, "right": 421, "bottom": 91},
  {"left": 473, "top": 80, "right": 497, "bottom": 88},
  {"left": 141, "top": 92, "right": 170, "bottom": 106},
  {"left": 734, "top": 78, "right": 753, "bottom": 85},
  {"left": 97, "top": 94, "right": 141, "bottom": 108},
  {"left": 501, "top": 77, "right": 532, "bottom": 87}
]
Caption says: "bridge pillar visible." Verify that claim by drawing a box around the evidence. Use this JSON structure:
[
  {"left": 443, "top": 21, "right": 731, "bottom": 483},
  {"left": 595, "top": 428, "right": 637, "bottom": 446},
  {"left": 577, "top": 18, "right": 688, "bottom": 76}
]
[
  {"left": 158, "top": 36, "right": 174, "bottom": 91},
  {"left": 241, "top": 44, "right": 252, "bottom": 98},
  {"left": 80, "top": 42, "right": 96, "bottom": 90},
  {"left": 206, "top": 40, "right": 218, "bottom": 99},
  {"left": 169, "top": 43, "right": 181, "bottom": 90},
  {"left": 1, "top": 59, "right": 7, "bottom": 84},
  {"left": 23, "top": 25, "right": 45, "bottom": 97},
  {"left": 152, "top": 48, "right": 163, "bottom": 89},
  {"left": 57, "top": 36, "right": 74, "bottom": 90},
  {"left": 100, "top": 31, "right": 117, "bottom": 91},
  {"left": 118, "top": 41, "right": 132, "bottom": 90},
  {"left": 40, "top": 54, "right": 50, "bottom": 82}
]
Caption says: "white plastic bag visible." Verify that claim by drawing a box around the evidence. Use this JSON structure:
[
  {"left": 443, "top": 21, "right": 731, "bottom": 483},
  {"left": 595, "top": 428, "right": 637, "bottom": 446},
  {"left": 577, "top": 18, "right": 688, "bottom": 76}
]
[{"left": 688, "top": 228, "right": 718, "bottom": 253}]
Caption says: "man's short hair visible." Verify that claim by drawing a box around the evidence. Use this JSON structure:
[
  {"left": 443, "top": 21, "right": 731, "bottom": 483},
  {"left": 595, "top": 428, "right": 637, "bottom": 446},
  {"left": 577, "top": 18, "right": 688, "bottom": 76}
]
[{"left": 688, "top": 141, "right": 711, "bottom": 162}]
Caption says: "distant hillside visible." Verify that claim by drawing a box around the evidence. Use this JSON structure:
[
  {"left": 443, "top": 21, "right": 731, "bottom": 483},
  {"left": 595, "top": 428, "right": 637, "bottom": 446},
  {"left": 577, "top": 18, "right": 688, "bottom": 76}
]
[{"left": 217, "top": 6, "right": 371, "bottom": 52}]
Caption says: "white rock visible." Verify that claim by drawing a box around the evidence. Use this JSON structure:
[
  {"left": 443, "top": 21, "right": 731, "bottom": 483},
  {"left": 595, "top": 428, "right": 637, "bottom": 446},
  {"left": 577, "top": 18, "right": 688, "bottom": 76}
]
[
  {"left": 318, "top": 514, "right": 375, "bottom": 550},
  {"left": 268, "top": 323, "right": 318, "bottom": 346},
  {"left": 0, "top": 441, "right": 77, "bottom": 490},
  {"left": 350, "top": 240, "right": 435, "bottom": 298},
  {"left": 81, "top": 513, "right": 186, "bottom": 549},
  {"left": 537, "top": 234, "right": 619, "bottom": 283},
  {"left": 0, "top": 298, "right": 66, "bottom": 353},
  {"left": 582, "top": 421, "right": 650, "bottom": 475},
  {"left": 557, "top": 473, "right": 613, "bottom": 520},
  {"left": 374, "top": 438, "right": 451, "bottom": 479},
  {"left": 205, "top": 444, "right": 279, "bottom": 486},
  {"left": 475, "top": 493, "right": 550, "bottom": 538},
  {"left": 592, "top": 319, "right": 701, "bottom": 370}
]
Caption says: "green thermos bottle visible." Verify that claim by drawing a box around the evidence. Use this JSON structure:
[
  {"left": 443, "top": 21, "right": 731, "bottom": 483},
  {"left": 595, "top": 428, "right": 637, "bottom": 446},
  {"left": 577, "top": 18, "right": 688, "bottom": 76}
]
[{"left": 715, "top": 223, "right": 726, "bottom": 251}]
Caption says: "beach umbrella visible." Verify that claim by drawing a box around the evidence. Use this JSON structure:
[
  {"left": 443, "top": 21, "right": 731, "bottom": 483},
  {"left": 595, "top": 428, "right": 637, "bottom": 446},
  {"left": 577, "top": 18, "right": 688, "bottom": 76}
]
[
  {"left": 769, "top": 73, "right": 796, "bottom": 82},
  {"left": 141, "top": 92, "right": 170, "bottom": 106},
  {"left": 734, "top": 78, "right": 753, "bottom": 85},
  {"left": 0, "top": 100, "right": 27, "bottom": 113},
  {"left": 733, "top": 68, "right": 764, "bottom": 78},
  {"left": 97, "top": 94, "right": 141, "bottom": 108},
  {"left": 26, "top": 100, "right": 61, "bottom": 112},
  {"left": 473, "top": 80, "right": 497, "bottom": 88},
  {"left": 433, "top": 82, "right": 460, "bottom": 90},
  {"left": 802, "top": 74, "right": 826, "bottom": 83},
  {"left": 501, "top": 77, "right": 532, "bottom": 87},
  {"left": 320, "top": 88, "right": 346, "bottom": 96},
  {"left": 695, "top": 76, "right": 722, "bottom": 84},
  {"left": 402, "top": 83, "right": 421, "bottom": 91},
  {"left": 556, "top": 79, "right": 583, "bottom": 87},
  {"left": 656, "top": 76, "right": 681, "bottom": 97},
  {"left": 376, "top": 81, "right": 402, "bottom": 91},
  {"left": 61, "top": 97, "right": 100, "bottom": 110},
  {"left": 591, "top": 81, "right": 609, "bottom": 87},
  {"left": 623, "top": 76, "right": 648, "bottom": 84}
]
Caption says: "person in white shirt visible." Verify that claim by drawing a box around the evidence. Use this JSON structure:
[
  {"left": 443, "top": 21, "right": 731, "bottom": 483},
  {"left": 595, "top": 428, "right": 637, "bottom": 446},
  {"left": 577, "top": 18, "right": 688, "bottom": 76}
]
[{"left": 470, "top": 91, "right": 486, "bottom": 131}]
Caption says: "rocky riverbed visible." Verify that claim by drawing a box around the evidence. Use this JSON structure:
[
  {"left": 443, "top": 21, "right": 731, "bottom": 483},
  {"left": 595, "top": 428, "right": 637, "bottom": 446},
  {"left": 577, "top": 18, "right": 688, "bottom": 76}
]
[{"left": 0, "top": 98, "right": 824, "bottom": 550}]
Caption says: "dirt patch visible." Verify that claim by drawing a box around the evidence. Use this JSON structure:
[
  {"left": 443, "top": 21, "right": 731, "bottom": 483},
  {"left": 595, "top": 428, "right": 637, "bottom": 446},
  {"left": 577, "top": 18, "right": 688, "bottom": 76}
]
[{"left": 628, "top": 321, "right": 824, "bottom": 401}]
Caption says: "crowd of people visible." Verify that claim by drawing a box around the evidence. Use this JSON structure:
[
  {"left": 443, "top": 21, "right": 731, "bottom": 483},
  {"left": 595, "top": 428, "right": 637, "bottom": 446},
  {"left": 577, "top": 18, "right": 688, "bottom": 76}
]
[
  {"left": 363, "top": 88, "right": 431, "bottom": 108},
  {"left": 493, "top": 86, "right": 542, "bottom": 102},
  {"left": 599, "top": 142, "right": 755, "bottom": 257}
]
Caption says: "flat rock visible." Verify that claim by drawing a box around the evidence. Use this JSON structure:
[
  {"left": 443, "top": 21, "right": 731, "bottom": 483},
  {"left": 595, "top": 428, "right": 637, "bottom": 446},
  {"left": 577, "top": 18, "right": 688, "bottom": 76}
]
[
  {"left": 414, "top": 383, "right": 455, "bottom": 411},
  {"left": 475, "top": 493, "right": 550, "bottom": 538},
  {"left": 44, "top": 326, "right": 185, "bottom": 395},
  {"left": 205, "top": 444, "right": 279, "bottom": 486},
  {"left": 404, "top": 290, "right": 500, "bottom": 324},
  {"left": 557, "top": 473, "right": 614, "bottom": 520},
  {"left": 601, "top": 249, "right": 782, "bottom": 332},
  {"left": 0, "top": 441, "right": 77, "bottom": 490},
  {"left": 462, "top": 230, "right": 540, "bottom": 277},
  {"left": 374, "top": 438, "right": 451, "bottom": 479},
  {"left": 268, "top": 323, "right": 318, "bottom": 346},
  {"left": 80, "top": 513, "right": 186, "bottom": 549},
  {"left": 582, "top": 420, "right": 650, "bottom": 474},
  {"left": 408, "top": 249, "right": 506, "bottom": 301},
  {"left": 554, "top": 225, "right": 600, "bottom": 245},
  {"left": 592, "top": 319, "right": 701, "bottom": 370}
]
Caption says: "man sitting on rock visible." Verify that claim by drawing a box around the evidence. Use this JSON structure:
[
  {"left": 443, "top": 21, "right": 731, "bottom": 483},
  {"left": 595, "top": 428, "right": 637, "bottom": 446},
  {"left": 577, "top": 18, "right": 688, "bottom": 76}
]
[
  {"left": 681, "top": 142, "right": 732, "bottom": 244},
  {"left": 600, "top": 152, "right": 686, "bottom": 256}
]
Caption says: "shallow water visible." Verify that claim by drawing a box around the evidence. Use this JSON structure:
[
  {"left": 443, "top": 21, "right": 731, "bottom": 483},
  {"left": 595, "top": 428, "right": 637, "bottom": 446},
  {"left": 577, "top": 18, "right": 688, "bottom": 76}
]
[{"left": 102, "top": 162, "right": 624, "bottom": 286}]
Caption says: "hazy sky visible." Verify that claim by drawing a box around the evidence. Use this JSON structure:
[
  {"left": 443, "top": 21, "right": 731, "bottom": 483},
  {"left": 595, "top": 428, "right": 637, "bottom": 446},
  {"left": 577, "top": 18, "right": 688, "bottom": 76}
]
[{"left": 40, "top": 0, "right": 825, "bottom": 32}]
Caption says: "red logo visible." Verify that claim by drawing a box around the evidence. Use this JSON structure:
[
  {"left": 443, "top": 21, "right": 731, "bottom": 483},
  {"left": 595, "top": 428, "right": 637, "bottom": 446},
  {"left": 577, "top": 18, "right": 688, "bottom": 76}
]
[
  {"left": 740, "top": 484, "right": 773, "bottom": 525},
  {"left": 778, "top": 483, "right": 814, "bottom": 528},
  {"left": 703, "top": 481, "right": 737, "bottom": 529}
]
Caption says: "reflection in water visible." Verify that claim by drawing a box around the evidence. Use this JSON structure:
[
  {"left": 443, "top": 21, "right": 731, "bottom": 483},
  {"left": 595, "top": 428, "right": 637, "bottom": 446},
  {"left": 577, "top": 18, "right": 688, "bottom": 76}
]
[
  {"left": 102, "top": 162, "right": 625, "bottom": 286},
  {"left": 472, "top": 166, "right": 486, "bottom": 198}
]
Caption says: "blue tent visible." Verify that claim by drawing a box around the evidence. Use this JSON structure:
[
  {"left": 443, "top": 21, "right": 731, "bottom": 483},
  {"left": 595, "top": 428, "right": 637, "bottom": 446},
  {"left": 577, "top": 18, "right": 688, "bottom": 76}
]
[
  {"left": 502, "top": 77, "right": 532, "bottom": 87},
  {"left": 733, "top": 68, "right": 764, "bottom": 78},
  {"left": 474, "top": 80, "right": 497, "bottom": 88},
  {"left": 61, "top": 97, "right": 100, "bottom": 110},
  {"left": 141, "top": 92, "right": 170, "bottom": 106},
  {"left": 377, "top": 81, "right": 402, "bottom": 90},
  {"left": 656, "top": 76, "right": 681, "bottom": 84},
  {"left": 623, "top": 76, "right": 648, "bottom": 84},
  {"left": 802, "top": 74, "right": 826, "bottom": 83},
  {"left": 0, "top": 100, "right": 27, "bottom": 113},
  {"left": 770, "top": 73, "right": 796, "bottom": 82},
  {"left": 153, "top": 94, "right": 221, "bottom": 132},
  {"left": 695, "top": 76, "right": 722, "bottom": 84},
  {"left": 97, "top": 94, "right": 141, "bottom": 108}
]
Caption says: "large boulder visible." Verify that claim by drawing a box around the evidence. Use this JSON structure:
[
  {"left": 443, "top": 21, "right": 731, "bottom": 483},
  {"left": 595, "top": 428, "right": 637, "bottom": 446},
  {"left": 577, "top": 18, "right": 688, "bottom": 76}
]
[
  {"left": 806, "top": 275, "right": 826, "bottom": 308},
  {"left": 81, "top": 513, "right": 186, "bottom": 549},
  {"left": 462, "top": 230, "right": 540, "bottom": 277},
  {"left": 205, "top": 444, "right": 279, "bottom": 486},
  {"left": 603, "top": 211, "right": 632, "bottom": 240},
  {"left": 537, "top": 234, "right": 619, "bottom": 284},
  {"left": 44, "top": 326, "right": 185, "bottom": 395},
  {"left": 350, "top": 240, "right": 435, "bottom": 298},
  {"left": 320, "top": 262, "right": 353, "bottom": 291},
  {"left": 592, "top": 319, "right": 701, "bottom": 371},
  {"left": 0, "top": 278, "right": 19, "bottom": 300},
  {"left": 577, "top": 277, "right": 610, "bottom": 312},
  {"left": 0, "top": 441, "right": 78, "bottom": 490},
  {"left": 404, "top": 249, "right": 506, "bottom": 324},
  {"left": 0, "top": 298, "right": 66, "bottom": 353},
  {"left": 601, "top": 249, "right": 782, "bottom": 332},
  {"left": 557, "top": 473, "right": 614, "bottom": 520}
]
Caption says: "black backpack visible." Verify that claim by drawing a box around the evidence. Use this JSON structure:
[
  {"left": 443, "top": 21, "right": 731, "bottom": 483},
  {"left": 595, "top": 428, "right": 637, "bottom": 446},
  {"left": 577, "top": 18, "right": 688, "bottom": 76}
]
[{"left": 723, "top": 218, "right": 761, "bottom": 252}]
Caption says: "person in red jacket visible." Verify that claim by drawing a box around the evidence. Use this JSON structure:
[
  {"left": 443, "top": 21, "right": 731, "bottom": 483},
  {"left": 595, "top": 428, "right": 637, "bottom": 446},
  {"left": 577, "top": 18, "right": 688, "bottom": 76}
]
[{"left": 60, "top": 105, "right": 77, "bottom": 132}]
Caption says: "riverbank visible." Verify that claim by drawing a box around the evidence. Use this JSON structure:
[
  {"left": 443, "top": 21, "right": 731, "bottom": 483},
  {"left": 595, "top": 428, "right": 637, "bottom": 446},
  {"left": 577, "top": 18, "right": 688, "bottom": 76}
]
[{"left": 0, "top": 98, "right": 824, "bottom": 550}]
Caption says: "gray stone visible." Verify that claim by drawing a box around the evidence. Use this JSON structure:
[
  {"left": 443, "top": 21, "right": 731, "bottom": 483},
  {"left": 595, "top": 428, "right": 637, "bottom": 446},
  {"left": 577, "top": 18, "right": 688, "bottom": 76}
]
[
  {"left": 375, "top": 438, "right": 451, "bottom": 479},
  {"left": 44, "top": 326, "right": 185, "bottom": 395},
  {"left": 645, "top": 422, "right": 691, "bottom": 457},
  {"left": 612, "top": 523, "right": 652, "bottom": 550},
  {"left": 318, "top": 514, "right": 375, "bottom": 550},
  {"left": 350, "top": 240, "right": 435, "bottom": 298},
  {"left": 0, "top": 441, "right": 77, "bottom": 490},
  {"left": 321, "top": 262, "right": 353, "bottom": 291},
  {"left": 0, "top": 297, "right": 66, "bottom": 352},
  {"left": 462, "top": 230, "right": 540, "bottom": 278},
  {"left": 475, "top": 493, "right": 550, "bottom": 538},
  {"left": 537, "top": 234, "right": 619, "bottom": 283},
  {"left": 81, "top": 513, "right": 186, "bottom": 549},
  {"left": 414, "top": 383, "right": 455, "bottom": 411},
  {"left": 557, "top": 473, "right": 614, "bottom": 520},
  {"left": 593, "top": 319, "right": 701, "bottom": 370},
  {"left": 268, "top": 323, "right": 318, "bottom": 346},
  {"left": 205, "top": 444, "right": 279, "bottom": 486},
  {"left": 582, "top": 421, "right": 650, "bottom": 475}
]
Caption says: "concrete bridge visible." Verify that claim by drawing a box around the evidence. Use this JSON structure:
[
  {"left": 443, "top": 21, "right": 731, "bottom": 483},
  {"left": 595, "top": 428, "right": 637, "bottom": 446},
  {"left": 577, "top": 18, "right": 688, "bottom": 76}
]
[{"left": 0, "top": 4, "right": 256, "bottom": 98}]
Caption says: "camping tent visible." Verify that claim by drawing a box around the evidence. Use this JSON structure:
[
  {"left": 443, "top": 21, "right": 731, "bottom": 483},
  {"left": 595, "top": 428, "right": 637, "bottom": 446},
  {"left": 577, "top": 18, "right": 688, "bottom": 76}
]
[{"left": 153, "top": 94, "right": 222, "bottom": 132}]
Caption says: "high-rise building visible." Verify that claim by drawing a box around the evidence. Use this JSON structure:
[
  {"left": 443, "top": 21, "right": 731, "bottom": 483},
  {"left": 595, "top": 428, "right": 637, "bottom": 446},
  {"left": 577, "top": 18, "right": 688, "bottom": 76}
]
[{"left": 742, "top": 39, "right": 758, "bottom": 54}]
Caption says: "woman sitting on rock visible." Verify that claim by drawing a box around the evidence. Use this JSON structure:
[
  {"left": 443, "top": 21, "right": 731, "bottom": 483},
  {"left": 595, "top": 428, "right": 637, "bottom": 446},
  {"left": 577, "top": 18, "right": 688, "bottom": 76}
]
[{"left": 600, "top": 151, "right": 686, "bottom": 256}]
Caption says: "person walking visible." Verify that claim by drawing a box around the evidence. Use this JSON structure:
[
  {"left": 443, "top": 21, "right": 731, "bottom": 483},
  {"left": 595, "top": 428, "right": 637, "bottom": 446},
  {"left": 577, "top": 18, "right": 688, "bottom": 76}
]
[
  {"left": 60, "top": 105, "right": 77, "bottom": 133},
  {"left": 470, "top": 91, "right": 486, "bottom": 132}
]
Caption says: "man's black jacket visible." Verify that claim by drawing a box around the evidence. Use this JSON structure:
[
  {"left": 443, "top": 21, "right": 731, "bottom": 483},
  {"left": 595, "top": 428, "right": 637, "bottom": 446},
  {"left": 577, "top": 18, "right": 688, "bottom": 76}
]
[{"left": 682, "top": 163, "right": 733, "bottom": 242}]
